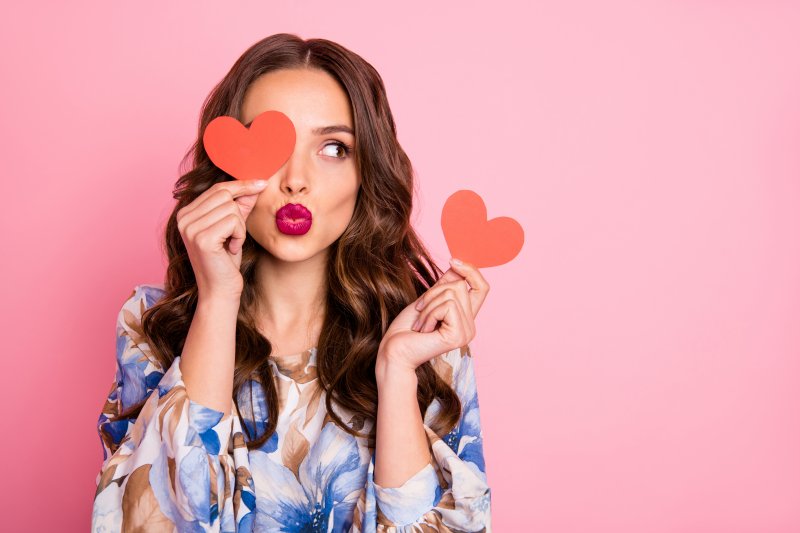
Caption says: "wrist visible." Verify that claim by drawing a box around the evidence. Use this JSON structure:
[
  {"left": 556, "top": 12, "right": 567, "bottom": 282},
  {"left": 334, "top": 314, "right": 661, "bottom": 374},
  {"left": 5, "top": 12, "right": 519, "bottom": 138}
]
[
  {"left": 375, "top": 353, "right": 418, "bottom": 389},
  {"left": 197, "top": 292, "right": 242, "bottom": 313}
]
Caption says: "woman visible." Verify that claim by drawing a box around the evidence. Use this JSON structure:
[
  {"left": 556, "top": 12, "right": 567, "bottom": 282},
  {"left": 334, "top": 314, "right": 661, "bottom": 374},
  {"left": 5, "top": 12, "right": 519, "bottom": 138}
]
[{"left": 92, "top": 33, "right": 492, "bottom": 532}]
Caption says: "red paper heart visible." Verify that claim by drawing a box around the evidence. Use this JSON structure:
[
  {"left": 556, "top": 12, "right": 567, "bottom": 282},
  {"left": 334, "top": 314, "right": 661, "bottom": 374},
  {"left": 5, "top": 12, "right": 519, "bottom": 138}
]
[
  {"left": 441, "top": 189, "right": 524, "bottom": 268},
  {"left": 203, "top": 110, "right": 296, "bottom": 181}
]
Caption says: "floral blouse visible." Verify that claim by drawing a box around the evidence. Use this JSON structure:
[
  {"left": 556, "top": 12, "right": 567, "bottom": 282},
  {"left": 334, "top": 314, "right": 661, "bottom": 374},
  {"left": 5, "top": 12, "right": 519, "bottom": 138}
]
[{"left": 92, "top": 284, "right": 492, "bottom": 532}]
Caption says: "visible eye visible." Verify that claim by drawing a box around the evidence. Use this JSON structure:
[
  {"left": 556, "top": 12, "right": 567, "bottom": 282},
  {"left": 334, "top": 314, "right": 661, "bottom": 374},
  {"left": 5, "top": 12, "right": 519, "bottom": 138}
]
[{"left": 320, "top": 141, "right": 352, "bottom": 159}]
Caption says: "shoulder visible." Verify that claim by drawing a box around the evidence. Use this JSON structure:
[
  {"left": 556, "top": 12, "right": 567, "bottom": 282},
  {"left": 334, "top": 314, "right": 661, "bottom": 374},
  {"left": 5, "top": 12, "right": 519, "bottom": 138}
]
[
  {"left": 116, "top": 283, "right": 166, "bottom": 345},
  {"left": 112, "top": 284, "right": 169, "bottom": 399}
]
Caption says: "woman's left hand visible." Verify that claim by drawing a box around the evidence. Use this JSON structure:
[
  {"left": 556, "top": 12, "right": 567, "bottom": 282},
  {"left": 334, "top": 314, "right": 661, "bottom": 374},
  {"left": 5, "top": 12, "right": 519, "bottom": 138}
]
[{"left": 376, "top": 258, "right": 490, "bottom": 374}]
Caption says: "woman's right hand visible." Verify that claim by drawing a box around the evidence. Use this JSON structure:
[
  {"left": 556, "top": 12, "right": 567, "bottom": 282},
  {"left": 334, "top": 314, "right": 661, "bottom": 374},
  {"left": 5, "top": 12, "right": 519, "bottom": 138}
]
[{"left": 176, "top": 179, "right": 268, "bottom": 300}]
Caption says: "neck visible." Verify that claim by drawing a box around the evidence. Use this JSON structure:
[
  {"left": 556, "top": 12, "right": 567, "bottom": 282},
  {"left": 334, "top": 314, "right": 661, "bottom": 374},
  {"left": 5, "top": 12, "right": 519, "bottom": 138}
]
[{"left": 253, "top": 248, "right": 328, "bottom": 353}]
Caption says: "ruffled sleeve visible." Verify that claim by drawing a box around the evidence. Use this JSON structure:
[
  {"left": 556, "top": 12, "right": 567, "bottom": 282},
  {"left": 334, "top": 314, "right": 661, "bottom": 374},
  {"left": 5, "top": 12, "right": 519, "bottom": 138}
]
[
  {"left": 366, "top": 344, "right": 493, "bottom": 531},
  {"left": 91, "top": 284, "right": 238, "bottom": 533}
]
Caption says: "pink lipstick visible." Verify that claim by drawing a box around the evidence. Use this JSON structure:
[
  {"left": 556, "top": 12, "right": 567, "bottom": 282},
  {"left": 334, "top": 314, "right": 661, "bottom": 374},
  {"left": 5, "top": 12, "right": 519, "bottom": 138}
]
[{"left": 276, "top": 203, "right": 312, "bottom": 235}]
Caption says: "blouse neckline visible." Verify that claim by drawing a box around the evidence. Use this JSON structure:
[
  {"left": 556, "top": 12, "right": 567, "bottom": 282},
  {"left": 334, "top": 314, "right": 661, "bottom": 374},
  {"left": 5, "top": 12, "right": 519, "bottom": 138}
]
[{"left": 268, "top": 346, "right": 318, "bottom": 382}]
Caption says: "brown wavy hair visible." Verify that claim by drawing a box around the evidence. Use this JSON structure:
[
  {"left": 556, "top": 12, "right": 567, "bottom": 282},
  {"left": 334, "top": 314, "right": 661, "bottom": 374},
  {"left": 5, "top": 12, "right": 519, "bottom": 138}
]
[{"left": 120, "top": 33, "right": 461, "bottom": 451}]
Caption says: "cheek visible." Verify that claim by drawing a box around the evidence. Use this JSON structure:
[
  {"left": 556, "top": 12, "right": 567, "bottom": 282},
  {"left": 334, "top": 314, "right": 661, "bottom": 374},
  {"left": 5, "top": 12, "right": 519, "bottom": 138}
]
[
  {"left": 244, "top": 201, "right": 275, "bottom": 238},
  {"left": 325, "top": 201, "right": 354, "bottom": 233},
  {"left": 331, "top": 183, "right": 359, "bottom": 220},
  {"left": 323, "top": 172, "right": 359, "bottom": 212}
]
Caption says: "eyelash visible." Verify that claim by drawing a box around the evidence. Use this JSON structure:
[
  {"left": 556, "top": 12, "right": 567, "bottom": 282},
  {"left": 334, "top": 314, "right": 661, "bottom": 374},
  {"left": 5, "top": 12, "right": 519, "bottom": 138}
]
[{"left": 323, "top": 140, "right": 353, "bottom": 159}]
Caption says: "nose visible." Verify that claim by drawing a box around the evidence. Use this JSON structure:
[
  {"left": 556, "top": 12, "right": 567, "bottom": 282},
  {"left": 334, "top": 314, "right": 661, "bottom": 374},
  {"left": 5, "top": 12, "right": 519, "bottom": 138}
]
[{"left": 278, "top": 149, "right": 310, "bottom": 197}]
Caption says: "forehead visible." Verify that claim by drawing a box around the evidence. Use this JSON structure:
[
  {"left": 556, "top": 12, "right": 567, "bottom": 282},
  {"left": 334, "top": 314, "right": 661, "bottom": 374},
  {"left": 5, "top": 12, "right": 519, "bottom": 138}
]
[{"left": 240, "top": 68, "right": 353, "bottom": 131}]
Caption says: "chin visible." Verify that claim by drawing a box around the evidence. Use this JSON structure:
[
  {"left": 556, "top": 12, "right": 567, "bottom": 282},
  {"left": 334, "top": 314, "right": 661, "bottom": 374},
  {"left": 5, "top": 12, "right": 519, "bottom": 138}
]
[{"left": 262, "top": 237, "right": 328, "bottom": 264}]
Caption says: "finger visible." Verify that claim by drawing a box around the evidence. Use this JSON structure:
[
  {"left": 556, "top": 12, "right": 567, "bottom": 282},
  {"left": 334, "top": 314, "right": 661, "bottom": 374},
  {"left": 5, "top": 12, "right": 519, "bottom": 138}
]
[
  {"left": 179, "top": 179, "right": 267, "bottom": 221},
  {"left": 413, "top": 287, "right": 453, "bottom": 332},
  {"left": 182, "top": 201, "right": 246, "bottom": 246},
  {"left": 415, "top": 282, "right": 471, "bottom": 333},
  {"left": 226, "top": 212, "right": 248, "bottom": 255},
  {"left": 430, "top": 266, "right": 464, "bottom": 288},
  {"left": 212, "top": 178, "right": 270, "bottom": 200},
  {"left": 413, "top": 280, "right": 471, "bottom": 330},
  {"left": 419, "top": 299, "right": 469, "bottom": 345},
  {"left": 416, "top": 298, "right": 452, "bottom": 334},
  {"left": 188, "top": 180, "right": 266, "bottom": 220},
  {"left": 447, "top": 258, "right": 490, "bottom": 317},
  {"left": 194, "top": 211, "right": 246, "bottom": 254},
  {"left": 232, "top": 192, "right": 260, "bottom": 221},
  {"left": 414, "top": 278, "right": 471, "bottom": 312},
  {"left": 179, "top": 185, "right": 259, "bottom": 233}
]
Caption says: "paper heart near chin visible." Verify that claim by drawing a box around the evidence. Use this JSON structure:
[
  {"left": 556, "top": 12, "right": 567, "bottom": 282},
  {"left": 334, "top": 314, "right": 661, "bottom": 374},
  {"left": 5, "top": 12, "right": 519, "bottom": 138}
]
[{"left": 441, "top": 189, "right": 524, "bottom": 268}]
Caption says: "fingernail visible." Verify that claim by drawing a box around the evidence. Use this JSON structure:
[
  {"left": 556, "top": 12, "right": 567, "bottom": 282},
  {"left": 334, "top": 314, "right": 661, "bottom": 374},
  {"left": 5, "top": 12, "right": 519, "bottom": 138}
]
[
  {"left": 412, "top": 319, "right": 420, "bottom": 330},
  {"left": 450, "top": 257, "right": 463, "bottom": 266},
  {"left": 415, "top": 299, "right": 424, "bottom": 310},
  {"left": 255, "top": 180, "right": 267, "bottom": 187}
]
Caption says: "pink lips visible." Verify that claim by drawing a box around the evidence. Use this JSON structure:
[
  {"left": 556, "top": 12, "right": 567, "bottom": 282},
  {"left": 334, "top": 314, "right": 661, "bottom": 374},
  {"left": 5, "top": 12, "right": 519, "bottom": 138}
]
[{"left": 276, "top": 203, "right": 312, "bottom": 235}]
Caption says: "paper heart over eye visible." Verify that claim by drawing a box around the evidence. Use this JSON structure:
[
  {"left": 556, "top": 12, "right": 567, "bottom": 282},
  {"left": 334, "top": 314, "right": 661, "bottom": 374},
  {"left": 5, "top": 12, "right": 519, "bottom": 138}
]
[
  {"left": 441, "top": 189, "right": 524, "bottom": 268},
  {"left": 202, "top": 110, "right": 296, "bottom": 181}
]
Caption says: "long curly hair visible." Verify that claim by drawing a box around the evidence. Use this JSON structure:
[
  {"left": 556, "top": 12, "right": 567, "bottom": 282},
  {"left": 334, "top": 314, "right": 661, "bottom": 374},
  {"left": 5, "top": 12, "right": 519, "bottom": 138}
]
[{"left": 121, "top": 33, "right": 461, "bottom": 451}]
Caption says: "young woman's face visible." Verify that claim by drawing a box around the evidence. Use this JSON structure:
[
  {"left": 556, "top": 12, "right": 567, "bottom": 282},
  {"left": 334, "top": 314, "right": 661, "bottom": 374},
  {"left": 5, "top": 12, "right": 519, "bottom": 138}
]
[{"left": 240, "top": 67, "right": 360, "bottom": 263}]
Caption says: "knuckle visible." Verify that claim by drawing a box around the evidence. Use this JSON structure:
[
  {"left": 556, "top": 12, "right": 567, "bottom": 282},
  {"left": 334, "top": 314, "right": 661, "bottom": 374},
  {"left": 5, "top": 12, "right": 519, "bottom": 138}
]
[
  {"left": 228, "top": 213, "right": 244, "bottom": 230},
  {"left": 194, "top": 232, "right": 209, "bottom": 249},
  {"left": 213, "top": 187, "right": 232, "bottom": 202},
  {"left": 183, "top": 221, "right": 196, "bottom": 240}
]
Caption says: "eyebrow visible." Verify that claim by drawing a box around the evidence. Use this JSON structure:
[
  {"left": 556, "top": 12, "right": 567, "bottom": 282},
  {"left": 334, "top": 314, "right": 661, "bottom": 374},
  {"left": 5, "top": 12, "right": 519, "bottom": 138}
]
[
  {"left": 242, "top": 120, "right": 354, "bottom": 136},
  {"left": 312, "top": 124, "right": 354, "bottom": 136}
]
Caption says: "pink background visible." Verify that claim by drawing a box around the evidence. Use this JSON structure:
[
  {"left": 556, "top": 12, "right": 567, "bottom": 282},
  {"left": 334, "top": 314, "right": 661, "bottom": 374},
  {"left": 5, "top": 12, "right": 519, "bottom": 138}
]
[{"left": 2, "top": 1, "right": 799, "bottom": 531}]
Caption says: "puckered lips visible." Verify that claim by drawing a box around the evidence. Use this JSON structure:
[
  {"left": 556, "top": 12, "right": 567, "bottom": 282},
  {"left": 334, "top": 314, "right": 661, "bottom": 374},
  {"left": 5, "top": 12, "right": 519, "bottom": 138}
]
[{"left": 276, "top": 203, "right": 312, "bottom": 235}]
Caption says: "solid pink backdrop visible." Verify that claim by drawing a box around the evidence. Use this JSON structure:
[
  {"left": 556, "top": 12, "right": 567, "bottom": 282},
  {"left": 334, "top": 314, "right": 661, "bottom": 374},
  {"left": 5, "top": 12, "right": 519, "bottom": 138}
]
[{"left": 2, "top": 1, "right": 799, "bottom": 531}]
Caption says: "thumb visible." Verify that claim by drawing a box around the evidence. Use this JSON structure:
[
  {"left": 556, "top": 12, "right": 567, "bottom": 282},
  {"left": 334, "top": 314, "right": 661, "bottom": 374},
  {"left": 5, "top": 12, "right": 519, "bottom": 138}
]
[
  {"left": 228, "top": 196, "right": 257, "bottom": 255},
  {"left": 432, "top": 266, "right": 463, "bottom": 288},
  {"left": 234, "top": 194, "right": 260, "bottom": 220}
]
